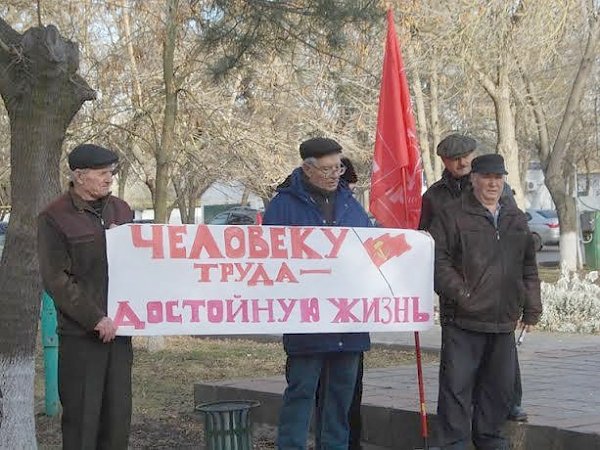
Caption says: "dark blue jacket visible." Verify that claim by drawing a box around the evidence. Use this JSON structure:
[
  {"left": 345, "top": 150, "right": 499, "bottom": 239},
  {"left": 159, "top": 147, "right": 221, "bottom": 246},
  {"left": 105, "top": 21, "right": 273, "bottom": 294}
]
[{"left": 263, "top": 168, "right": 371, "bottom": 355}]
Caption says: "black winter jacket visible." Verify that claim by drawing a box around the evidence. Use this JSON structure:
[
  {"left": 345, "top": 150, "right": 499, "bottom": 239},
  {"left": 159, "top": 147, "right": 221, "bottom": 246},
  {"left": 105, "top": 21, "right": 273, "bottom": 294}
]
[
  {"left": 419, "top": 170, "right": 470, "bottom": 231},
  {"left": 419, "top": 169, "right": 515, "bottom": 231},
  {"left": 429, "top": 189, "right": 542, "bottom": 333}
]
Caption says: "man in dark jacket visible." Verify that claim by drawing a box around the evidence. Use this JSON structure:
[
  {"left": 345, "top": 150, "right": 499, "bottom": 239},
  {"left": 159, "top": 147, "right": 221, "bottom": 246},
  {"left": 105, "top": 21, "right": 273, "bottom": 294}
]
[
  {"left": 263, "top": 137, "right": 371, "bottom": 450},
  {"left": 419, "top": 134, "right": 476, "bottom": 231},
  {"left": 38, "top": 144, "right": 134, "bottom": 450},
  {"left": 420, "top": 134, "right": 527, "bottom": 422},
  {"left": 429, "top": 154, "right": 542, "bottom": 450}
]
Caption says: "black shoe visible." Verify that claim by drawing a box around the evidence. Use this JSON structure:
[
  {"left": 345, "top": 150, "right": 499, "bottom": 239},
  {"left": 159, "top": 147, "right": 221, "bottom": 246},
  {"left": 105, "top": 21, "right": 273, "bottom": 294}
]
[{"left": 508, "top": 405, "right": 528, "bottom": 422}]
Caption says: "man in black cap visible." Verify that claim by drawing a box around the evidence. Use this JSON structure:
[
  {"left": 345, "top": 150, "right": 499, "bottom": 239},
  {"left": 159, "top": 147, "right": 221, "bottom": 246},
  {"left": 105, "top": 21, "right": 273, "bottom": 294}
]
[
  {"left": 272, "top": 152, "right": 367, "bottom": 450},
  {"left": 429, "top": 154, "right": 542, "bottom": 450},
  {"left": 38, "top": 143, "right": 134, "bottom": 450},
  {"left": 263, "top": 137, "right": 371, "bottom": 450},
  {"left": 419, "top": 134, "right": 527, "bottom": 423}
]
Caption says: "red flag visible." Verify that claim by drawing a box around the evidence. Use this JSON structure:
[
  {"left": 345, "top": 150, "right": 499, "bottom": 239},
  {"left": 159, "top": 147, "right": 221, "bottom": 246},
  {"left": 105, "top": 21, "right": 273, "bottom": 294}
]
[{"left": 369, "top": 9, "right": 423, "bottom": 229}]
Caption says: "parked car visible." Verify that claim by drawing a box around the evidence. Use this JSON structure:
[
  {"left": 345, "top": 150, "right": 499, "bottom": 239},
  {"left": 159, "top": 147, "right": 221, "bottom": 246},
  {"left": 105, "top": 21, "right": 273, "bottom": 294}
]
[
  {"left": 208, "top": 207, "right": 262, "bottom": 225},
  {"left": 525, "top": 209, "right": 560, "bottom": 251}
]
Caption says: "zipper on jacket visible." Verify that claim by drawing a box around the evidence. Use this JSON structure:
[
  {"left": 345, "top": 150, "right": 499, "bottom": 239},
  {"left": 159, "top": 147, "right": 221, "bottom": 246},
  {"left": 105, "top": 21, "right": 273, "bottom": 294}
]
[{"left": 86, "top": 198, "right": 110, "bottom": 229}]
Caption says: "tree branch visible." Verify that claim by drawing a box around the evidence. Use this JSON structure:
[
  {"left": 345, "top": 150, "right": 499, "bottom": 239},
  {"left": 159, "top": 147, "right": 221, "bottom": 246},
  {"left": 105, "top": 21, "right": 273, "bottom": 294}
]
[
  {"left": 518, "top": 61, "right": 551, "bottom": 166},
  {"left": 0, "top": 36, "right": 10, "bottom": 53},
  {"left": 547, "top": 14, "right": 600, "bottom": 177},
  {"left": 470, "top": 60, "right": 498, "bottom": 99}
]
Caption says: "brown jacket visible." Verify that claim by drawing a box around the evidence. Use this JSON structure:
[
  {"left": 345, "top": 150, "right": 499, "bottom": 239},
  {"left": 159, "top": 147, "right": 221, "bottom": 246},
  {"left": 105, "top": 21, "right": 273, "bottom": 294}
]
[
  {"left": 38, "top": 188, "right": 133, "bottom": 336},
  {"left": 429, "top": 189, "right": 542, "bottom": 333}
]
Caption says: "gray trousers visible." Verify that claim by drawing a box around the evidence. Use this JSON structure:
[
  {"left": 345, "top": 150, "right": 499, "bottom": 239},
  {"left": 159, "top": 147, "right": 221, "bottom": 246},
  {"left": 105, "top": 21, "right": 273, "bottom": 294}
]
[
  {"left": 59, "top": 334, "right": 133, "bottom": 450},
  {"left": 437, "top": 324, "right": 515, "bottom": 450}
]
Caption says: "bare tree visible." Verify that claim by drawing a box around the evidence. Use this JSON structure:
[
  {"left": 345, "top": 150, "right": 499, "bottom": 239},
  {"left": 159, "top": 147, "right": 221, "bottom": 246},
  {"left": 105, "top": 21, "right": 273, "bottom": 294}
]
[
  {"left": 522, "top": 9, "right": 600, "bottom": 270},
  {"left": 0, "top": 18, "right": 94, "bottom": 447}
]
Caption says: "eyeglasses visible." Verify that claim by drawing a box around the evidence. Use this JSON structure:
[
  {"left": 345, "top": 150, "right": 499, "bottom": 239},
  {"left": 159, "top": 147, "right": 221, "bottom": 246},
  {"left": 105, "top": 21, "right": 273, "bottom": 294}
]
[{"left": 309, "top": 163, "right": 347, "bottom": 178}]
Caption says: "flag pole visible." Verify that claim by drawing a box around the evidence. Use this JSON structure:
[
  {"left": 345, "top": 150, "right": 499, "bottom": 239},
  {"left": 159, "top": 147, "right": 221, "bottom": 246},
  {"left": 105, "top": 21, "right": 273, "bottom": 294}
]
[
  {"left": 371, "top": 8, "right": 434, "bottom": 448},
  {"left": 414, "top": 330, "right": 430, "bottom": 448},
  {"left": 401, "top": 167, "right": 430, "bottom": 449}
]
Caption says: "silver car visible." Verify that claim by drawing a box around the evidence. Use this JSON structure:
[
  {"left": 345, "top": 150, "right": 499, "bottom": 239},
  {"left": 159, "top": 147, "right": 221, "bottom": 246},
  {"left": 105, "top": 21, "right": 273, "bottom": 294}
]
[{"left": 525, "top": 209, "right": 560, "bottom": 251}]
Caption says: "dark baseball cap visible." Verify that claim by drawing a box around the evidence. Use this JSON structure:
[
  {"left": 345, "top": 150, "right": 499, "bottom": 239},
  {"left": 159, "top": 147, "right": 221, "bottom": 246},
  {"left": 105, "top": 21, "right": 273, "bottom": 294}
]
[{"left": 471, "top": 154, "right": 508, "bottom": 175}]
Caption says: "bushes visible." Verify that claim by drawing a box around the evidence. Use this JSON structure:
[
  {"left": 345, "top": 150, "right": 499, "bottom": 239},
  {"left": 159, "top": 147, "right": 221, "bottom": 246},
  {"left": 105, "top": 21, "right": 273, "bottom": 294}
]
[{"left": 538, "top": 270, "right": 600, "bottom": 333}]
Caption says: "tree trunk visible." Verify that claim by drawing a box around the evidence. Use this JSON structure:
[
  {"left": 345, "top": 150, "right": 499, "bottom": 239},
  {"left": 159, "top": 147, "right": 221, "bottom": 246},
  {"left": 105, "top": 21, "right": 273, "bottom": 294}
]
[
  {"left": 411, "top": 71, "right": 435, "bottom": 187},
  {"left": 154, "top": 0, "right": 179, "bottom": 224},
  {"left": 429, "top": 60, "right": 443, "bottom": 181},
  {"left": 492, "top": 82, "right": 525, "bottom": 208},
  {"left": 119, "top": 0, "right": 144, "bottom": 110},
  {"left": 172, "top": 177, "right": 189, "bottom": 223},
  {"left": 0, "top": 21, "right": 94, "bottom": 447},
  {"left": 547, "top": 166, "right": 579, "bottom": 270},
  {"left": 186, "top": 194, "right": 196, "bottom": 224},
  {"left": 151, "top": 1, "right": 180, "bottom": 357},
  {"left": 117, "top": 159, "right": 129, "bottom": 200},
  {"left": 240, "top": 187, "right": 251, "bottom": 206}
]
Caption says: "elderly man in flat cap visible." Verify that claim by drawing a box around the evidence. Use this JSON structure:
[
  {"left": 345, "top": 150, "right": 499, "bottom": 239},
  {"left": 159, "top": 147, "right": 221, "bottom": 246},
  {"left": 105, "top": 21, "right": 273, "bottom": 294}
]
[
  {"left": 429, "top": 154, "right": 541, "bottom": 450},
  {"left": 419, "top": 133, "right": 478, "bottom": 231},
  {"left": 263, "top": 137, "right": 371, "bottom": 450},
  {"left": 419, "top": 134, "right": 529, "bottom": 424},
  {"left": 38, "top": 144, "right": 134, "bottom": 450}
]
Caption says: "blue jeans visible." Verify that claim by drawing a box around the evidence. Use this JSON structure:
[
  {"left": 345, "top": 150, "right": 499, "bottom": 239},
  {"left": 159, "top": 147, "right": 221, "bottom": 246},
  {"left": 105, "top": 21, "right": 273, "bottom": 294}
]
[{"left": 277, "top": 352, "right": 360, "bottom": 450}]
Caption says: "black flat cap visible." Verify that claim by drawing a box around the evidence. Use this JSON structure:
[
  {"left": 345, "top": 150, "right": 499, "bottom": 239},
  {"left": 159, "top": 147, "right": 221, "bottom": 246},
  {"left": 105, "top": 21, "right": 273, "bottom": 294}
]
[
  {"left": 68, "top": 144, "right": 118, "bottom": 170},
  {"left": 471, "top": 154, "right": 508, "bottom": 175},
  {"left": 299, "top": 137, "right": 342, "bottom": 160},
  {"left": 437, "top": 134, "right": 477, "bottom": 158},
  {"left": 340, "top": 157, "right": 358, "bottom": 184}
]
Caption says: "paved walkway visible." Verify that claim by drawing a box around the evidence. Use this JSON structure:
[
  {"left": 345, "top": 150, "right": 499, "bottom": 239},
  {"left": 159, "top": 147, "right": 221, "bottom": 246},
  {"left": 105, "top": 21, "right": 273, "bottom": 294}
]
[
  {"left": 369, "top": 328, "right": 600, "bottom": 435},
  {"left": 195, "top": 327, "right": 600, "bottom": 448}
]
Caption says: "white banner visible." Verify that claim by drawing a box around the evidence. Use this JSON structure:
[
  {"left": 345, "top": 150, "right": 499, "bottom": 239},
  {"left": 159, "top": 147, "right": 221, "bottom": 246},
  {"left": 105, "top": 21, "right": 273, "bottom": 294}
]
[{"left": 107, "top": 224, "right": 434, "bottom": 336}]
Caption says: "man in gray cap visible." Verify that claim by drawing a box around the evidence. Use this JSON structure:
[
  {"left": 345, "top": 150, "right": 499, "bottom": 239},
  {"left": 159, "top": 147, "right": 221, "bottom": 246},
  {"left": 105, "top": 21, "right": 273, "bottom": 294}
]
[
  {"left": 429, "top": 154, "right": 542, "bottom": 450},
  {"left": 419, "top": 133, "right": 477, "bottom": 230},
  {"left": 263, "top": 137, "right": 371, "bottom": 450},
  {"left": 38, "top": 143, "right": 134, "bottom": 449}
]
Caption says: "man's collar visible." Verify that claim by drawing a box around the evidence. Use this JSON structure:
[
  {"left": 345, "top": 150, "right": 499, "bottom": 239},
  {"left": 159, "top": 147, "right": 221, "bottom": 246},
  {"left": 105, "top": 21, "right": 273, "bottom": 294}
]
[
  {"left": 68, "top": 185, "right": 110, "bottom": 212},
  {"left": 442, "top": 169, "right": 469, "bottom": 183}
]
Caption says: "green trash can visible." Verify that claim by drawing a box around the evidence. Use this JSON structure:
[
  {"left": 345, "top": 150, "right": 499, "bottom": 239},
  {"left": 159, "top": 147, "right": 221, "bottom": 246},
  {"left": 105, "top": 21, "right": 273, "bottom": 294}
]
[
  {"left": 196, "top": 400, "right": 260, "bottom": 450},
  {"left": 583, "top": 211, "right": 600, "bottom": 269}
]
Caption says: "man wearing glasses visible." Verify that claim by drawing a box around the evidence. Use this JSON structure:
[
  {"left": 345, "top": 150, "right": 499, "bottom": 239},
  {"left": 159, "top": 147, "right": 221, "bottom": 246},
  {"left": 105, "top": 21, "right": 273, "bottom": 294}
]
[
  {"left": 263, "top": 137, "right": 371, "bottom": 450},
  {"left": 38, "top": 144, "right": 134, "bottom": 449}
]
